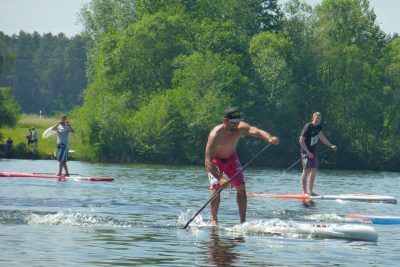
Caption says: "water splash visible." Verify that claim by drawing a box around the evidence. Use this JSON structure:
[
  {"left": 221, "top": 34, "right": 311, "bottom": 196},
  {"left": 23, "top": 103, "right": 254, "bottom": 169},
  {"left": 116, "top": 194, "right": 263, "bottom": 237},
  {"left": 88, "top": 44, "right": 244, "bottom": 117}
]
[
  {"left": 178, "top": 209, "right": 213, "bottom": 228},
  {"left": 303, "top": 213, "right": 345, "bottom": 223},
  {"left": 28, "top": 210, "right": 132, "bottom": 227}
]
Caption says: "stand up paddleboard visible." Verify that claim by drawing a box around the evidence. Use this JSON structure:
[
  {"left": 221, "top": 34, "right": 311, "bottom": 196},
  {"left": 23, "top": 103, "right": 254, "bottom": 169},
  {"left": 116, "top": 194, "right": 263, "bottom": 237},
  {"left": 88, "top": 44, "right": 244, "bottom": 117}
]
[
  {"left": 224, "top": 221, "right": 378, "bottom": 242},
  {"left": 0, "top": 172, "right": 114, "bottom": 182},
  {"left": 310, "top": 223, "right": 378, "bottom": 241},
  {"left": 344, "top": 214, "right": 400, "bottom": 225},
  {"left": 247, "top": 193, "right": 397, "bottom": 203},
  {"left": 42, "top": 126, "right": 56, "bottom": 139}
]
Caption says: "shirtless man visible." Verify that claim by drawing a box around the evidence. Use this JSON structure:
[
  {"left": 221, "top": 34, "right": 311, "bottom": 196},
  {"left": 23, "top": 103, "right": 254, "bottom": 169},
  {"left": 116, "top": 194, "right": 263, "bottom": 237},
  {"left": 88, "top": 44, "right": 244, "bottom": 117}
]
[{"left": 205, "top": 108, "right": 279, "bottom": 225}]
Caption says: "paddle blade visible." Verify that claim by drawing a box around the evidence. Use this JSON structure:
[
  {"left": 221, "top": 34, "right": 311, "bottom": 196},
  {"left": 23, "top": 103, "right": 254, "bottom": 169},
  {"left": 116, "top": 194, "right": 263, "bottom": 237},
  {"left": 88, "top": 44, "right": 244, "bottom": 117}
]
[{"left": 42, "top": 126, "right": 56, "bottom": 139}]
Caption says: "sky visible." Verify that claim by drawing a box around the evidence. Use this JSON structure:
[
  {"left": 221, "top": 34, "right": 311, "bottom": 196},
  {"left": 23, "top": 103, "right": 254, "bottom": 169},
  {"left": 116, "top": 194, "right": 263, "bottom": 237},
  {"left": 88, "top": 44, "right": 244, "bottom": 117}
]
[{"left": 0, "top": 0, "right": 399, "bottom": 37}]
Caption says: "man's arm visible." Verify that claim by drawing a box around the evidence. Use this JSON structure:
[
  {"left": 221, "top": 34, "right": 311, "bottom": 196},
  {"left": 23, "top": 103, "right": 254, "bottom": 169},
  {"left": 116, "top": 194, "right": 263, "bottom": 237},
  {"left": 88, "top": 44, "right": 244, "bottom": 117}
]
[
  {"left": 244, "top": 123, "right": 279, "bottom": 145},
  {"left": 205, "top": 132, "right": 222, "bottom": 179},
  {"left": 318, "top": 132, "right": 336, "bottom": 150},
  {"left": 51, "top": 123, "right": 59, "bottom": 131},
  {"left": 67, "top": 123, "right": 75, "bottom": 133},
  {"left": 299, "top": 135, "right": 313, "bottom": 158}
]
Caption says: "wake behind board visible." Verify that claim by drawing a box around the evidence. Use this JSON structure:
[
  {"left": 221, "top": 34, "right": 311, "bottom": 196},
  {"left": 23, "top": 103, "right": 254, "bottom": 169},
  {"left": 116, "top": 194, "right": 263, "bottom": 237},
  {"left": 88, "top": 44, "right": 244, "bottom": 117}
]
[
  {"left": 247, "top": 193, "right": 397, "bottom": 203},
  {"left": 345, "top": 214, "right": 400, "bottom": 225},
  {"left": 0, "top": 172, "right": 114, "bottom": 182},
  {"left": 42, "top": 126, "right": 56, "bottom": 139}
]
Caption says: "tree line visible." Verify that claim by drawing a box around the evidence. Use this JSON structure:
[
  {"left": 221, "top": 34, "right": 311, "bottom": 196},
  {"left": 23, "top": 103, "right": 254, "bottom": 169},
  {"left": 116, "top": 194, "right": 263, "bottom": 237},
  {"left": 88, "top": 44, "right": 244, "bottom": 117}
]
[
  {"left": 73, "top": 0, "right": 400, "bottom": 171},
  {"left": 0, "top": 0, "right": 399, "bottom": 171},
  {"left": 0, "top": 31, "right": 87, "bottom": 115}
]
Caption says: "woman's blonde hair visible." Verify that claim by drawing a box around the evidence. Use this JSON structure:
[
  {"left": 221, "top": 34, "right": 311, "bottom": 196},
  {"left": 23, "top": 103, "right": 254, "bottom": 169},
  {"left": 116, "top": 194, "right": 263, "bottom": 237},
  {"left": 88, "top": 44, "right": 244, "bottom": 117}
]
[{"left": 311, "top": 112, "right": 321, "bottom": 121}]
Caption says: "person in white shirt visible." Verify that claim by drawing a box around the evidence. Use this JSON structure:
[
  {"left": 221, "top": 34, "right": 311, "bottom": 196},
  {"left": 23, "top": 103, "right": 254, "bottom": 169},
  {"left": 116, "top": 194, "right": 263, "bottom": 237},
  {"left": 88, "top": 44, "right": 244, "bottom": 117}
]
[{"left": 52, "top": 115, "right": 75, "bottom": 176}]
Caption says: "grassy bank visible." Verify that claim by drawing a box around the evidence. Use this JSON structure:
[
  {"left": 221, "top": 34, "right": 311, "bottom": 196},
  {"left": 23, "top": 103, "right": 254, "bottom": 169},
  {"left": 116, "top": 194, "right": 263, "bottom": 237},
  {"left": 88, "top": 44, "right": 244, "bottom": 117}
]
[{"left": 0, "top": 114, "right": 83, "bottom": 160}]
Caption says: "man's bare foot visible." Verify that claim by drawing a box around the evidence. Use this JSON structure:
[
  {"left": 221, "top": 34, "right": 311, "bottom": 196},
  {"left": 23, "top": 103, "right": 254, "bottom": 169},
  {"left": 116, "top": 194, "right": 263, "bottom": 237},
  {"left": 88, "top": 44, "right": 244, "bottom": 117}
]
[
  {"left": 310, "top": 192, "right": 319, "bottom": 196},
  {"left": 56, "top": 173, "right": 61, "bottom": 176},
  {"left": 302, "top": 191, "right": 309, "bottom": 196}
]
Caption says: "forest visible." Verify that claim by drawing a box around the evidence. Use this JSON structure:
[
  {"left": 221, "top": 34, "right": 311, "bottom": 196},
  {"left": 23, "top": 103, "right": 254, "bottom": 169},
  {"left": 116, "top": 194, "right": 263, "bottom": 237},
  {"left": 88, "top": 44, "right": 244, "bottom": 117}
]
[
  {"left": 0, "top": 32, "right": 87, "bottom": 114},
  {"left": 0, "top": 0, "right": 399, "bottom": 171}
]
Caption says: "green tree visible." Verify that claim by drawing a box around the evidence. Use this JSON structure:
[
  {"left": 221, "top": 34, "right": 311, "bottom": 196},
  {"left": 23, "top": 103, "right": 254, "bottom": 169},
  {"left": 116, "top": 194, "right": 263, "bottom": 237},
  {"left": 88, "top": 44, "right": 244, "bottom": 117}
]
[
  {"left": 0, "top": 32, "right": 87, "bottom": 115},
  {"left": 79, "top": 0, "right": 137, "bottom": 41},
  {"left": 87, "top": 7, "right": 191, "bottom": 104},
  {"left": 312, "top": 0, "right": 388, "bottom": 168},
  {"left": 0, "top": 37, "right": 20, "bottom": 128},
  {"left": 375, "top": 37, "right": 400, "bottom": 169},
  {"left": 136, "top": 0, "right": 283, "bottom": 35},
  {"left": 0, "top": 87, "right": 20, "bottom": 127},
  {"left": 130, "top": 86, "right": 229, "bottom": 164}
]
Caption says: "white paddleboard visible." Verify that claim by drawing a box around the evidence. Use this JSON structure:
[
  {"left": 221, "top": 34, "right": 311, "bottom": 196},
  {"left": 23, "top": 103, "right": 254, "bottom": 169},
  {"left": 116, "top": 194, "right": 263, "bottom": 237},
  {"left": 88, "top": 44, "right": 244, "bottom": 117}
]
[
  {"left": 312, "top": 223, "right": 378, "bottom": 242},
  {"left": 42, "top": 126, "right": 56, "bottom": 139},
  {"left": 248, "top": 193, "right": 397, "bottom": 203},
  {"left": 223, "top": 220, "right": 378, "bottom": 242},
  {"left": 315, "top": 194, "right": 397, "bottom": 203}
]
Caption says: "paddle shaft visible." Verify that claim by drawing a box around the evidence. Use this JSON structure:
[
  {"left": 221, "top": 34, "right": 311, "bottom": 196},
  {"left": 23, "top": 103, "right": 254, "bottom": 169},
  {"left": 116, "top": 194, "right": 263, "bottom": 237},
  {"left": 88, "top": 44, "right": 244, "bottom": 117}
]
[
  {"left": 183, "top": 143, "right": 272, "bottom": 229},
  {"left": 33, "top": 172, "right": 80, "bottom": 176}
]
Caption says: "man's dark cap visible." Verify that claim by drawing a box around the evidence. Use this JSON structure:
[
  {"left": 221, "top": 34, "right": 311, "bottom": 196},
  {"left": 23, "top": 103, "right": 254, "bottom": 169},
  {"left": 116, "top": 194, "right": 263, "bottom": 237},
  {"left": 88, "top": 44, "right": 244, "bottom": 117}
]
[{"left": 224, "top": 108, "right": 242, "bottom": 122}]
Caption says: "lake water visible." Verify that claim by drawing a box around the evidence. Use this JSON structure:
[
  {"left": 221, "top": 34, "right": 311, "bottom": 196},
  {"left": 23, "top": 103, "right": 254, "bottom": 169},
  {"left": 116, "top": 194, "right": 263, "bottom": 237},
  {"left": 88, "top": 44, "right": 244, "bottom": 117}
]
[{"left": 1, "top": 159, "right": 399, "bottom": 266}]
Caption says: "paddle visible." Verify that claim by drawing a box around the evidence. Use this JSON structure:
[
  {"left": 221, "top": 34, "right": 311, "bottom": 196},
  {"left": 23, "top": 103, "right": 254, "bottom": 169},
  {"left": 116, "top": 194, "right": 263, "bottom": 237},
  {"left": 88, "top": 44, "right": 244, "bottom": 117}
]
[
  {"left": 183, "top": 143, "right": 272, "bottom": 229},
  {"left": 279, "top": 147, "right": 334, "bottom": 178}
]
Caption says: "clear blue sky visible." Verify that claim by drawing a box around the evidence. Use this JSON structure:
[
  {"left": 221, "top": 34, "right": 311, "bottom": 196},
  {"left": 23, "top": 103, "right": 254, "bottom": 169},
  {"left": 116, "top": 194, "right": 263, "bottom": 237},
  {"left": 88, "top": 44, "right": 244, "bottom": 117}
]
[{"left": 0, "top": 0, "right": 399, "bottom": 37}]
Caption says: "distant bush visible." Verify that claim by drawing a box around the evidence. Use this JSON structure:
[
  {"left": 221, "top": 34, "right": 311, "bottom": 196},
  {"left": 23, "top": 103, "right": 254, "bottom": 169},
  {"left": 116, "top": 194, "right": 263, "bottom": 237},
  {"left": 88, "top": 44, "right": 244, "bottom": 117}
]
[{"left": 13, "top": 142, "right": 40, "bottom": 159}]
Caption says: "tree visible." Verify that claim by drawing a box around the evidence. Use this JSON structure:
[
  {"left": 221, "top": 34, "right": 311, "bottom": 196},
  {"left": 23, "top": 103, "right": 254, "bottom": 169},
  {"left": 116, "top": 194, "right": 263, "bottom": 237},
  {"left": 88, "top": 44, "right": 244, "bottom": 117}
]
[
  {"left": 79, "top": 0, "right": 137, "bottom": 41},
  {"left": 0, "top": 32, "right": 87, "bottom": 115},
  {"left": 0, "top": 87, "right": 20, "bottom": 127},
  {"left": 136, "top": 0, "right": 283, "bottom": 35},
  {"left": 0, "top": 37, "right": 20, "bottom": 128},
  {"left": 375, "top": 37, "right": 400, "bottom": 169},
  {"left": 311, "top": 0, "right": 388, "bottom": 168},
  {"left": 86, "top": 7, "right": 191, "bottom": 105}
]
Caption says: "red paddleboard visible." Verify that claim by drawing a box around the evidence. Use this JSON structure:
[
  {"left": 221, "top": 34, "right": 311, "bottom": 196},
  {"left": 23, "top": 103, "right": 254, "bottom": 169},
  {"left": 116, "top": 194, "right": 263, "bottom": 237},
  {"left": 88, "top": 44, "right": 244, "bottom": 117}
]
[{"left": 0, "top": 172, "right": 114, "bottom": 182}]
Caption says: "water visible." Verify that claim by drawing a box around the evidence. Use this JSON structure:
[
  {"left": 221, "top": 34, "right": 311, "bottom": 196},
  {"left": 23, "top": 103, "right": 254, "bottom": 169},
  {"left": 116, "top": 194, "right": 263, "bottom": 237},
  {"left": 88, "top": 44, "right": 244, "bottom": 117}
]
[{"left": 1, "top": 159, "right": 399, "bottom": 266}]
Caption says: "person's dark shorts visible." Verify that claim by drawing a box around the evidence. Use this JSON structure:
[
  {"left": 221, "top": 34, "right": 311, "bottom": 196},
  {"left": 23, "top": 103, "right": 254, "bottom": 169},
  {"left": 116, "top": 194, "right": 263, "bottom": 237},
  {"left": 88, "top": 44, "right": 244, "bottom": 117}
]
[
  {"left": 57, "top": 143, "right": 69, "bottom": 162},
  {"left": 302, "top": 154, "right": 318, "bottom": 169}
]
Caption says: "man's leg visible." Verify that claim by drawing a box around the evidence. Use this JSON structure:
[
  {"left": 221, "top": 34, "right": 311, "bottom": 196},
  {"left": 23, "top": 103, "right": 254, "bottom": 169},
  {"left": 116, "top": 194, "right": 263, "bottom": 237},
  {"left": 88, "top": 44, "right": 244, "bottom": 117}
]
[
  {"left": 57, "top": 162, "right": 62, "bottom": 176},
  {"left": 301, "top": 168, "right": 310, "bottom": 194},
  {"left": 64, "top": 162, "right": 70, "bottom": 176},
  {"left": 308, "top": 168, "right": 318, "bottom": 196},
  {"left": 236, "top": 184, "right": 247, "bottom": 223},
  {"left": 210, "top": 190, "right": 220, "bottom": 226}
]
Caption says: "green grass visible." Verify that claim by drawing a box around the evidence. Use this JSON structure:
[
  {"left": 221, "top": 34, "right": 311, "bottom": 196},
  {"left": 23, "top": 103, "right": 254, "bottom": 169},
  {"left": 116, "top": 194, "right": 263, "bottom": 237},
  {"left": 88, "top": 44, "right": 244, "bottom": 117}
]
[{"left": 0, "top": 114, "right": 83, "bottom": 159}]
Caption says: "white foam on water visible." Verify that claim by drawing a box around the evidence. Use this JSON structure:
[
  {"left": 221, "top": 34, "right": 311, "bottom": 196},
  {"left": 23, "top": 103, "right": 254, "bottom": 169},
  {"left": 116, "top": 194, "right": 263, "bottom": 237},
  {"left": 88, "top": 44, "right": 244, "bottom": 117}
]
[
  {"left": 178, "top": 209, "right": 214, "bottom": 228},
  {"left": 28, "top": 211, "right": 132, "bottom": 228},
  {"left": 303, "top": 213, "right": 345, "bottom": 222}
]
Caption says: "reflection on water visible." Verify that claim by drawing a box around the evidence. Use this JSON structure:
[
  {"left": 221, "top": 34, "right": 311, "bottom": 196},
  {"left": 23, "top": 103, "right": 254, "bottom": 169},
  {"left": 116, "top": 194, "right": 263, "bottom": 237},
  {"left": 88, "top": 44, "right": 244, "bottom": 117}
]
[
  {"left": 302, "top": 199, "right": 316, "bottom": 208},
  {"left": 205, "top": 228, "right": 244, "bottom": 267}
]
